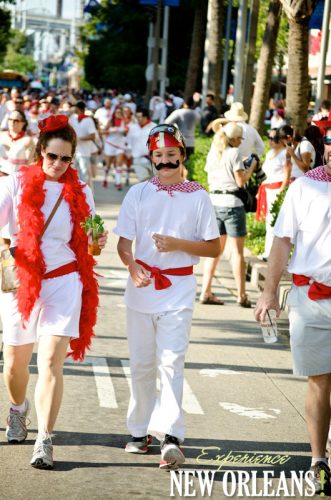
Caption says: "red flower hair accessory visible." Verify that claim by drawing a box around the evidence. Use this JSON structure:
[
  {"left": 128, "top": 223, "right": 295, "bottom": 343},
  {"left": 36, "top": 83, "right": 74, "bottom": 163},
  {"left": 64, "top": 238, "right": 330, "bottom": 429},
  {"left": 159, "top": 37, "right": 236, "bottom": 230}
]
[{"left": 38, "top": 114, "right": 69, "bottom": 133}]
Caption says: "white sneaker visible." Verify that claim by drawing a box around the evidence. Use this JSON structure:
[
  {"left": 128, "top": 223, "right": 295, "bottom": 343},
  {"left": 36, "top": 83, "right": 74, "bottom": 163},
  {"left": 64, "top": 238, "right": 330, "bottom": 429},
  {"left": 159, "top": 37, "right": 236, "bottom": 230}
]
[
  {"left": 30, "top": 435, "right": 54, "bottom": 470},
  {"left": 160, "top": 434, "right": 185, "bottom": 470},
  {"left": 6, "top": 399, "right": 30, "bottom": 443}
]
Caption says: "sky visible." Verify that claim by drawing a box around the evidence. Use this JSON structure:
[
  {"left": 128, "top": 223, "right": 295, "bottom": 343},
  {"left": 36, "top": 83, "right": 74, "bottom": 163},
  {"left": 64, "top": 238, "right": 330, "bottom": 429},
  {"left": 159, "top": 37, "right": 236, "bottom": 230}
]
[{"left": 14, "top": 0, "right": 80, "bottom": 19}]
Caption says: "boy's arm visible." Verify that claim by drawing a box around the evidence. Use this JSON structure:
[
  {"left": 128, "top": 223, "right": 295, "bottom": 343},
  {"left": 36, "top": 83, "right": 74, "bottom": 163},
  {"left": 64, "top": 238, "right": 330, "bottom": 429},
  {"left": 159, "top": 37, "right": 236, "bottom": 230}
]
[
  {"left": 117, "top": 236, "right": 151, "bottom": 288},
  {"left": 152, "top": 234, "right": 220, "bottom": 258}
]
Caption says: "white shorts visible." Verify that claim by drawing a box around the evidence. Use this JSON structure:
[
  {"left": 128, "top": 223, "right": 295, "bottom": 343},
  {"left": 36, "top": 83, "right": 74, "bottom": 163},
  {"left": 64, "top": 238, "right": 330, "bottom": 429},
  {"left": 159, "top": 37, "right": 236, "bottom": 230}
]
[
  {"left": 104, "top": 144, "right": 125, "bottom": 157},
  {"left": 288, "top": 285, "right": 331, "bottom": 376},
  {"left": 0, "top": 272, "right": 83, "bottom": 346}
]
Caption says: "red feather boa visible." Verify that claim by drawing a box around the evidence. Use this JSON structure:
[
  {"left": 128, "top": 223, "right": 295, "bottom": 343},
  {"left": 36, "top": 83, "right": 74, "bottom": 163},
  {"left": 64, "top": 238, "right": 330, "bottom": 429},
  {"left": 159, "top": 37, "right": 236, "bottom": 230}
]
[{"left": 15, "top": 161, "right": 99, "bottom": 361}]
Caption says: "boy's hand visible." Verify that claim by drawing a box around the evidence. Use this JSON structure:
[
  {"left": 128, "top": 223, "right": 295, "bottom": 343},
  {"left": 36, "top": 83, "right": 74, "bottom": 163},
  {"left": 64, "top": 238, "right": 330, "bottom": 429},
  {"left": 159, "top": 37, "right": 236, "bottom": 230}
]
[
  {"left": 153, "top": 233, "right": 179, "bottom": 252},
  {"left": 128, "top": 262, "right": 152, "bottom": 288}
]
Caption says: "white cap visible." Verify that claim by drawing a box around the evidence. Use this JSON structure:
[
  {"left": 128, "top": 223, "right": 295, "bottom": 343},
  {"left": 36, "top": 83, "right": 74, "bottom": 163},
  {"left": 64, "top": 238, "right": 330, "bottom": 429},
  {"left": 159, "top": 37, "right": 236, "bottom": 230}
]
[{"left": 124, "top": 93, "right": 131, "bottom": 101}]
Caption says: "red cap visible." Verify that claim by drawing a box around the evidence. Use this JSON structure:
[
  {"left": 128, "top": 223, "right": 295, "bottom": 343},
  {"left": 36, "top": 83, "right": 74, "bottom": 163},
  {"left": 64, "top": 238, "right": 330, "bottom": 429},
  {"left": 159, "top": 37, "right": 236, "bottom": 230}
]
[
  {"left": 148, "top": 125, "right": 185, "bottom": 151},
  {"left": 312, "top": 111, "right": 331, "bottom": 135},
  {"left": 38, "top": 114, "right": 69, "bottom": 133}
]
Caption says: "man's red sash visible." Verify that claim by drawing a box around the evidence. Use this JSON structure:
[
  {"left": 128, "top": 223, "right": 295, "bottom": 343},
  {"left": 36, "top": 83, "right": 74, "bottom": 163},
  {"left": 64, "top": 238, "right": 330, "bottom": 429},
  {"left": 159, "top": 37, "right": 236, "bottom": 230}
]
[
  {"left": 135, "top": 259, "right": 193, "bottom": 290},
  {"left": 293, "top": 274, "right": 331, "bottom": 300}
]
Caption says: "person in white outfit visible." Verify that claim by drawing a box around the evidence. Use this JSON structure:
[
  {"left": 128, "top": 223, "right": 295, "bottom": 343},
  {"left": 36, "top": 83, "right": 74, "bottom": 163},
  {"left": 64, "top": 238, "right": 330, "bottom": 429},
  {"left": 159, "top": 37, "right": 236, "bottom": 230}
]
[
  {"left": 114, "top": 124, "right": 220, "bottom": 470},
  {"left": 0, "top": 115, "right": 107, "bottom": 470},
  {"left": 70, "top": 101, "right": 97, "bottom": 188},
  {"left": 254, "top": 150, "right": 331, "bottom": 494},
  {"left": 224, "top": 102, "right": 265, "bottom": 160},
  {"left": 255, "top": 128, "right": 291, "bottom": 259},
  {"left": 126, "top": 108, "right": 156, "bottom": 181}
]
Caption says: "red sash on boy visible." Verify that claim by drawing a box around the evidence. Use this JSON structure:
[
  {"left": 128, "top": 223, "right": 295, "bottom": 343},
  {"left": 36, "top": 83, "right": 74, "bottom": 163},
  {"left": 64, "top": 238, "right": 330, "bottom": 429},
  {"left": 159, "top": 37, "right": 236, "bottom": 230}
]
[
  {"left": 136, "top": 259, "right": 193, "bottom": 290},
  {"left": 293, "top": 274, "right": 331, "bottom": 301}
]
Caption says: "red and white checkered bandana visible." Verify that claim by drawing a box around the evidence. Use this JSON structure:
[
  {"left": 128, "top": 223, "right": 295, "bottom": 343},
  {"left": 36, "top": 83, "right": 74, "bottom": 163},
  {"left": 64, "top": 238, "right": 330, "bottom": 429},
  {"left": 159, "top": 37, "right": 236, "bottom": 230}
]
[
  {"left": 149, "top": 176, "right": 205, "bottom": 197},
  {"left": 305, "top": 166, "right": 331, "bottom": 182}
]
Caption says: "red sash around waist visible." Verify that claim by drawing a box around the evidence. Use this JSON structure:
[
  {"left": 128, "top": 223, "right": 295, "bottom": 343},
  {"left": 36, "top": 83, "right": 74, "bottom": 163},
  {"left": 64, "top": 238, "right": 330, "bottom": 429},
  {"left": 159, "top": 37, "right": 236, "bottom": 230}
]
[
  {"left": 256, "top": 181, "right": 283, "bottom": 221},
  {"left": 135, "top": 259, "right": 193, "bottom": 290},
  {"left": 43, "top": 261, "right": 78, "bottom": 280},
  {"left": 293, "top": 274, "right": 331, "bottom": 301}
]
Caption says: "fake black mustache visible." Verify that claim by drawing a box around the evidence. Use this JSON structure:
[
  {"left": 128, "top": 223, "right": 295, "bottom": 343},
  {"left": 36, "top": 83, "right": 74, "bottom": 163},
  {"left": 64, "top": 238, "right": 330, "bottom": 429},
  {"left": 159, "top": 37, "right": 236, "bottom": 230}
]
[{"left": 153, "top": 160, "right": 180, "bottom": 171}]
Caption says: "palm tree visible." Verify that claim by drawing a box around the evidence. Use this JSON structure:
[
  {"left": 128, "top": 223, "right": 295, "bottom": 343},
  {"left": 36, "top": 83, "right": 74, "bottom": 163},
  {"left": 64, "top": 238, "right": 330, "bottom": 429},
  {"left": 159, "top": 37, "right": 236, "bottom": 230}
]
[
  {"left": 184, "top": 0, "right": 208, "bottom": 100},
  {"left": 280, "top": 0, "right": 317, "bottom": 132},
  {"left": 249, "top": 0, "right": 282, "bottom": 134},
  {"left": 207, "top": 0, "right": 223, "bottom": 111}
]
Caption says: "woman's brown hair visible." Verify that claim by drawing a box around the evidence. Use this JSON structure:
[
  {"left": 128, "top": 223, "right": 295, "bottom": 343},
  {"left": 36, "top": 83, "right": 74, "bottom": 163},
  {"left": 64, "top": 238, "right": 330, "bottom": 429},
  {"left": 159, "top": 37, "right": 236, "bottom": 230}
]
[{"left": 35, "top": 124, "right": 77, "bottom": 161}]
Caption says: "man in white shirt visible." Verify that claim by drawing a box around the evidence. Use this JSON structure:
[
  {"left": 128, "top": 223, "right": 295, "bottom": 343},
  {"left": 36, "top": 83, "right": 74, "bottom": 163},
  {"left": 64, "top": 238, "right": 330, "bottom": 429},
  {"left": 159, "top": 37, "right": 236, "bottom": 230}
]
[
  {"left": 224, "top": 102, "right": 265, "bottom": 159},
  {"left": 70, "top": 101, "right": 97, "bottom": 186},
  {"left": 254, "top": 153, "right": 331, "bottom": 493},
  {"left": 126, "top": 108, "right": 156, "bottom": 181}
]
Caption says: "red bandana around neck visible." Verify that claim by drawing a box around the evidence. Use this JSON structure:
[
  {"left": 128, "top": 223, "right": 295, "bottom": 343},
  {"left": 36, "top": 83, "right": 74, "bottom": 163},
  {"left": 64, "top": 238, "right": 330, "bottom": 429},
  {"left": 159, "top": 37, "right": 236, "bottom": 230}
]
[
  {"left": 305, "top": 166, "right": 331, "bottom": 182},
  {"left": 78, "top": 113, "right": 89, "bottom": 123},
  {"left": 8, "top": 131, "right": 25, "bottom": 141},
  {"left": 16, "top": 161, "right": 99, "bottom": 361},
  {"left": 149, "top": 176, "right": 205, "bottom": 197}
]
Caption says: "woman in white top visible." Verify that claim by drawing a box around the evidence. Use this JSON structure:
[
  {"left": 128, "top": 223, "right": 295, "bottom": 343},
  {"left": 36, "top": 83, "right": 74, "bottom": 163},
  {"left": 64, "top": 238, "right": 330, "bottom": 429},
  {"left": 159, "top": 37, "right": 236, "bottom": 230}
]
[
  {"left": 256, "top": 128, "right": 291, "bottom": 259},
  {"left": 200, "top": 123, "right": 257, "bottom": 307},
  {"left": 0, "top": 109, "right": 35, "bottom": 175},
  {"left": 0, "top": 115, "right": 107, "bottom": 470}
]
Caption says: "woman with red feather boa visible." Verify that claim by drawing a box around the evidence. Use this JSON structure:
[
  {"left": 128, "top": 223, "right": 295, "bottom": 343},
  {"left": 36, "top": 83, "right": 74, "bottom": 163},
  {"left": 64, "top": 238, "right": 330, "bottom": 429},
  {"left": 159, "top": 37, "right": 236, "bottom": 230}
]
[{"left": 0, "top": 114, "right": 107, "bottom": 470}]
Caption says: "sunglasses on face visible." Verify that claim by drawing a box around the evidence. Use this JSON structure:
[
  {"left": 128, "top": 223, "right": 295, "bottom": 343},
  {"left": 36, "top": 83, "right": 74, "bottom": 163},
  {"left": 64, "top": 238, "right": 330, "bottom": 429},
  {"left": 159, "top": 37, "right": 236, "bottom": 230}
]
[
  {"left": 46, "top": 152, "right": 72, "bottom": 164},
  {"left": 268, "top": 136, "right": 275, "bottom": 141},
  {"left": 324, "top": 136, "right": 331, "bottom": 145}
]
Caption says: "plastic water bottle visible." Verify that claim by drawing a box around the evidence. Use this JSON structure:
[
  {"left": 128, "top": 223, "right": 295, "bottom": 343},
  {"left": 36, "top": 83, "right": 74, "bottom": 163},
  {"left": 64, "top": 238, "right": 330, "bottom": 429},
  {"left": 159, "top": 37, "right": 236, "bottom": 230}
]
[{"left": 260, "top": 309, "right": 278, "bottom": 344}]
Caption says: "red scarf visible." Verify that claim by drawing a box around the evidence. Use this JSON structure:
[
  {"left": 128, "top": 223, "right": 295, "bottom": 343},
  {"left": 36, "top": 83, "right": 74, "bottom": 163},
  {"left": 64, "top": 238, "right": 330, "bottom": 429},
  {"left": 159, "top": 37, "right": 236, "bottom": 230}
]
[
  {"left": 8, "top": 131, "right": 25, "bottom": 141},
  {"left": 305, "top": 166, "right": 331, "bottom": 182},
  {"left": 78, "top": 113, "right": 89, "bottom": 123},
  {"left": 15, "top": 161, "right": 99, "bottom": 361}
]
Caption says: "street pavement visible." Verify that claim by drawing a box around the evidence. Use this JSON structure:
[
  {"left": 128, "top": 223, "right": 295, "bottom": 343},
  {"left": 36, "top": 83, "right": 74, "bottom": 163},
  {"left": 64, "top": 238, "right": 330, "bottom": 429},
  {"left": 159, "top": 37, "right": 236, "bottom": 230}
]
[{"left": 0, "top": 171, "right": 321, "bottom": 499}]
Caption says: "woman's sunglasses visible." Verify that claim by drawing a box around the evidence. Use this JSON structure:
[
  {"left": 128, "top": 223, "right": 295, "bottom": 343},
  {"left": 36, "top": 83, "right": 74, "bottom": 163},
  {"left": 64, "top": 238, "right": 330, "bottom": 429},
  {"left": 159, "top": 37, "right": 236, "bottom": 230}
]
[
  {"left": 46, "top": 152, "right": 72, "bottom": 164},
  {"left": 324, "top": 136, "right": 331, "bottom": 145}
]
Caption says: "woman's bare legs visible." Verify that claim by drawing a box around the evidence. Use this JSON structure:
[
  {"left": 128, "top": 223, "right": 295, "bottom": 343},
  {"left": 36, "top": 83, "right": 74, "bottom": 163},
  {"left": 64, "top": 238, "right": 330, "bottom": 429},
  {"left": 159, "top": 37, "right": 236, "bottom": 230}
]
[
  {"left": 229, "top": 236, "right": 247, "bottom": 302},
  {"left": 3, "top": 343, "right": 34, "bottom": 405},
  {"left": 34, "top": 335, "right": 70, "bottom": 435},
  {"left": 200, "top": 235, "right": 227, "bottom": 300}
]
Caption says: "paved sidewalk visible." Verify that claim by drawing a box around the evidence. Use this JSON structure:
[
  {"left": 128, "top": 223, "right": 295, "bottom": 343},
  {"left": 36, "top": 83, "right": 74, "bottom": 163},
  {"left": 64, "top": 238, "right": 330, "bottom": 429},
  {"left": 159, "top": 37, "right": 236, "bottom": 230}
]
[{"left": 0, "top": 172, "right": 317, "bottom": 499}]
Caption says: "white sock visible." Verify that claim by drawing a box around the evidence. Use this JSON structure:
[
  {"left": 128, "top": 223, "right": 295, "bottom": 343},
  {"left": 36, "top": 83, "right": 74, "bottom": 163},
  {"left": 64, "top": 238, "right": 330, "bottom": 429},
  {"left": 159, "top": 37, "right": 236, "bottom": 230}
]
[
  {"left": 37, "top": 431, "right": 52, "bottom": 443},
  {"left": 11, "top": 400, "right": 26, "bottom": 413},
  {"left": 311, "top": 457, "right": 328, "bottom": 466}
]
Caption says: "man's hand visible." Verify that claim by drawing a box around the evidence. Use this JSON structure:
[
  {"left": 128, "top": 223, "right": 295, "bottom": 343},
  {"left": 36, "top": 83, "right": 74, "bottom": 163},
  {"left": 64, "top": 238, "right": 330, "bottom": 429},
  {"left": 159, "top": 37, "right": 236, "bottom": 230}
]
[
  {"left": 153, "top": 233, "right": 179, "bottom": 253},
  {"left": 128, "top": 262, "right": 151, "bottom": 288},
  {"left": 254, "top": 292, "right": 281, "bottom": 323}
]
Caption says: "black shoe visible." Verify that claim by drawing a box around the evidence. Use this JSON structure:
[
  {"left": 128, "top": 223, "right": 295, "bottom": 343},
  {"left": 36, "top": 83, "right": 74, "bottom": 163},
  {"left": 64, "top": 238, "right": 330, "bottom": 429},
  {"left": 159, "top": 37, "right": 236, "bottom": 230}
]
[
  {"left": 310, "top": 461, "right": 330, "bottom": 494},
  {"left": 160, "top": 434, "right": 185, "bottom": 470}
]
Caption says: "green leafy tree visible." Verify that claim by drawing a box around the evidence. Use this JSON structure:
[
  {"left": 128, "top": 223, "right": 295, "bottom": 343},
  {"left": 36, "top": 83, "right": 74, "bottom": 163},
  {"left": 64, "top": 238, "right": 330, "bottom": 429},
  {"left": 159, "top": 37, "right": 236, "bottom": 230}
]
[
  {"left": 0, "top": 6, "right": 11, "bottom": 64},
  {"left": 0, "top": 29, "right": 36, "bottom": 73}
]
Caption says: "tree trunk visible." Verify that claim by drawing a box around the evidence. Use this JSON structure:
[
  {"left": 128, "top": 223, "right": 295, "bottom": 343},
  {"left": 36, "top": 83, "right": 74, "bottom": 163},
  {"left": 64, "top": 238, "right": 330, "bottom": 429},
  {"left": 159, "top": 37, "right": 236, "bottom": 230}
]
[
  {"left": 243, "top": 0, "right": 260, "bottom": 117},
  {"left": 249, "top": 0, "right": 282, "bottom": 135},
  {"left": 207, "top": 0, "right": 223, "bottom": 112},
  {"left": 285, "top": 17, "right": 310, "bottom": 133},
  {"left": 184, "top": 1, "right": 208, "bottom": 100}
]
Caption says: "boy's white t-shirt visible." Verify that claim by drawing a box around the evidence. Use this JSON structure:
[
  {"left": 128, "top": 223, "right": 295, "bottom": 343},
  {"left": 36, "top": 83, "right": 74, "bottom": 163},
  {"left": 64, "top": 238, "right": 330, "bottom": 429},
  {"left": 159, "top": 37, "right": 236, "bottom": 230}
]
[{"left": 113, "top": 181, "right": 220, "bottom": 313}]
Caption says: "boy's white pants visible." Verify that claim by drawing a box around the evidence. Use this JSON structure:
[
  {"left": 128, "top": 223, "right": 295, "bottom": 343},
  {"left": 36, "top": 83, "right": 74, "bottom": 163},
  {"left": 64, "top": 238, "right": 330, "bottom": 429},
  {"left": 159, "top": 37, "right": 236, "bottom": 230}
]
[{"left": 126, "top": 307, "right": 193, "bottom": 443}]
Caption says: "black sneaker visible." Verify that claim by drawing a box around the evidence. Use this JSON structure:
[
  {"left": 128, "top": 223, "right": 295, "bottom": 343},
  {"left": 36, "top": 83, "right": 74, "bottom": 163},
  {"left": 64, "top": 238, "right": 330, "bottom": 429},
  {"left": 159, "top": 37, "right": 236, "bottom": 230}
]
[
  {"left": 160, "top": 434, "right": 185, "bottom": 470},
  {"left": 310, "top": 461, "right": 330, "bottom": 494},
  {"left": 125, "top": 435, "right": 153, "bottom": 454}
]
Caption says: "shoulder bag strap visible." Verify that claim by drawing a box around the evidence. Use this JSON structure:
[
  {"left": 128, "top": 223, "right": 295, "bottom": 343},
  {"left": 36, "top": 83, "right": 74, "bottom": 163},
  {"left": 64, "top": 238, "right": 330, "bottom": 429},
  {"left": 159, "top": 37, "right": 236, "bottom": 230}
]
[{"left": 39, "top": 192, "right": 64, "bottom": 240}]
